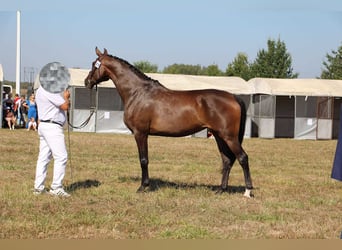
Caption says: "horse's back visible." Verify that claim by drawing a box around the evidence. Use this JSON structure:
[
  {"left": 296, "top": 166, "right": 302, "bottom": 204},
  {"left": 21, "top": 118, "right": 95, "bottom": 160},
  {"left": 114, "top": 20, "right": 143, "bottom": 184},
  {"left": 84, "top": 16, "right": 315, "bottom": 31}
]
[
  {"left": 140, "top": 88, "right": 243, "bottom": 136},
  {"left": 186, "top": 89, "right": 242, "bottom": 115}
]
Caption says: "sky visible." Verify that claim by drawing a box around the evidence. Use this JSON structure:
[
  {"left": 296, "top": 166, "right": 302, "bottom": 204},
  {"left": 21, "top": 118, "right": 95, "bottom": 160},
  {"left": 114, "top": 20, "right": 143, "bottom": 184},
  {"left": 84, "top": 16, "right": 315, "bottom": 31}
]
[{"left": 0, "top": 0, "right": 342, "bottom": 82}]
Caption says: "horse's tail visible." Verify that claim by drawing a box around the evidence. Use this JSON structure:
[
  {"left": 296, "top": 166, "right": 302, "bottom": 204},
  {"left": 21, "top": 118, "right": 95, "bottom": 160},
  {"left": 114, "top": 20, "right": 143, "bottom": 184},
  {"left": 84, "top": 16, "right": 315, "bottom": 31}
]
[{"left": 236, "top": 96, "right": 247, "bottom": 144}]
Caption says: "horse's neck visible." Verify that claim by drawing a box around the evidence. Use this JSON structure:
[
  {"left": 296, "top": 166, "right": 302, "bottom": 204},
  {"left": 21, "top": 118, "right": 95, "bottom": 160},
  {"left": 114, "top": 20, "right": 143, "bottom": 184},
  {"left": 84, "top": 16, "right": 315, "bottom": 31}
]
[{"left": 107, "top": 63, "right": 146, "bottom": 103}]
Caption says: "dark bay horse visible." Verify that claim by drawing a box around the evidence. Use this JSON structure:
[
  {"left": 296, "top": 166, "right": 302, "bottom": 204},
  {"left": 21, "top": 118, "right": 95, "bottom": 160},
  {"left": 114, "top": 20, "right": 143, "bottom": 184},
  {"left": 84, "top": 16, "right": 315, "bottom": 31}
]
[{"left": 85, "top": 47, "right": 253, "bottom": 197}]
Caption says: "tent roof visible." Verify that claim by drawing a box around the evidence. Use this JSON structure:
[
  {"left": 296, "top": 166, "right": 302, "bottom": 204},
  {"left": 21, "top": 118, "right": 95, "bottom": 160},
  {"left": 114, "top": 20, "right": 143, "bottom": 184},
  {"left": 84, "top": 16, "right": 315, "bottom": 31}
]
[
  {"left": 34, "top": 67, "right": 342, "bottom": 97},
  {"left": 0, "top": 64, "right": 3, "bottom": 82},
  {"left": 34, "top": 68, "right": 115, "bottom": 89},
  {"left": 147, "top": 73, "right": 252, "bottom": 94},
  {"left": 69, "top": 68, "right": 114, "bottom": 87},
  {"left": 35, "top": 68, "right": 252, "bottom": 94},
  {"left": 250, "top": 78, "right": 342, "bottom": 96}
]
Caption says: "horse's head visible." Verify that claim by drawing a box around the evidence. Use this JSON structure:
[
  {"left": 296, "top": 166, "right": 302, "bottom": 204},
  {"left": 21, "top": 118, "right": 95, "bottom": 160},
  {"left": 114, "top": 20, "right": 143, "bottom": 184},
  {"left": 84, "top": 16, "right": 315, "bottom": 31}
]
[{"left": 84, "top": 47, "right": 111, "bottom": 89}]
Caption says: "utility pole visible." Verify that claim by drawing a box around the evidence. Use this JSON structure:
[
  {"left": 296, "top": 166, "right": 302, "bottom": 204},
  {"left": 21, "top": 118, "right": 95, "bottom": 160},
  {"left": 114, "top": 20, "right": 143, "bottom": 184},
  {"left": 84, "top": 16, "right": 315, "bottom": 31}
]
[{"left": 16, "top": 10, "right": 21, "bottom": 95}]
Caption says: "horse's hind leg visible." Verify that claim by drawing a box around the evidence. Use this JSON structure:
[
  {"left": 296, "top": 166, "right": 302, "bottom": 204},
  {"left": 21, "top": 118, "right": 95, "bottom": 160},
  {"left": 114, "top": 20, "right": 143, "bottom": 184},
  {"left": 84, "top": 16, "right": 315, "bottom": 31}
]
[
  {"left": 213, "top": 132, "right": 236, "bottom": 193},
  {"left": 225, "top": 138, "right": 253, "bottom": 198}
]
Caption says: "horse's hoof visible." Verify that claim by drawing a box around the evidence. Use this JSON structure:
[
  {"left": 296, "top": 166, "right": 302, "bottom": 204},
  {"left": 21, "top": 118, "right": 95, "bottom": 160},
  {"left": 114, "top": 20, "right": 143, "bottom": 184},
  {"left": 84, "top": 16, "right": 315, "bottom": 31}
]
[
  {"left": 215, "top": 188, "right": 227, "bottom": 195},
  {"left": 136, "top": 186, "right": 145, "bottom": 193},
  {"left": 244, "top": 188, "right": 254, "bottom": 198},
  {"left": 136, "top": 185, "right": 149, "bottom": 193}
]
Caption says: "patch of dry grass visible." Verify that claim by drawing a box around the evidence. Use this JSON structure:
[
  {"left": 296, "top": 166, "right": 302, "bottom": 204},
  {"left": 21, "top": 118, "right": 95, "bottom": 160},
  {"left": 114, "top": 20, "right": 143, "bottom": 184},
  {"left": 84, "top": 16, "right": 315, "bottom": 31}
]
[{"left": 0, "top": 129, "right": 341, "bottom": 239}]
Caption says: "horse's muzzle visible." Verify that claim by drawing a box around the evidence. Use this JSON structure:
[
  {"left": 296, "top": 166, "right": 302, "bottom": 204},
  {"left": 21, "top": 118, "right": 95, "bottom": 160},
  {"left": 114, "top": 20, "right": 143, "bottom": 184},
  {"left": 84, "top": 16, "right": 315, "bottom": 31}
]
[{"left": 84, "top": 79, "right": 93, "bottom": 89}]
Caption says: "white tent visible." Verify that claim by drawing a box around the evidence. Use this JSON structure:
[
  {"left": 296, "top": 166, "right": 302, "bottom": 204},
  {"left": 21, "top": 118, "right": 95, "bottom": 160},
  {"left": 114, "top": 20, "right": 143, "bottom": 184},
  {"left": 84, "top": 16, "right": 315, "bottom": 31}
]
[
  {"left": 249, "top": 78, "right": 342, "bottom": 139},
  {"left": 251, "top": 78, "right": 342, "bottom": 96},
  {"left": 0, "top": 64, "right": 3, "bottom": 82}
]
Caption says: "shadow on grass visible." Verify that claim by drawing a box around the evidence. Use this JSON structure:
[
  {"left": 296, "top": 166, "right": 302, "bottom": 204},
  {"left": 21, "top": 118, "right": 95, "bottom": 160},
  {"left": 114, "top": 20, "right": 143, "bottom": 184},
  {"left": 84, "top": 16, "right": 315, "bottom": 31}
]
[
  {"left": 66, "top": 179, "right": 101, "bottom": 193},
  {"left": 119, "top": 176, "right": 247, "bottom": 194}
]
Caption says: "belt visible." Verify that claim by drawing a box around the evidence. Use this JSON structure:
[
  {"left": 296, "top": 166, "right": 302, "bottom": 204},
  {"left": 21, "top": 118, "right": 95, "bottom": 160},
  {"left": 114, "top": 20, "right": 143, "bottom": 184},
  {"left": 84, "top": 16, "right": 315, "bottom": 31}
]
[{"left": 40, "top": 120, "right": 63, "bottom": 127}]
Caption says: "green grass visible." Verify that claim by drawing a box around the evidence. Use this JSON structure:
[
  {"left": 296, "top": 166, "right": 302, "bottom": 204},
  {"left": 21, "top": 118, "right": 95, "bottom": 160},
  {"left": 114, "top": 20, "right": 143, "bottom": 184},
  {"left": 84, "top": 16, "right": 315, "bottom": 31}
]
[{"left": 0, "top": 129, "right": 341, "bottom": 239}]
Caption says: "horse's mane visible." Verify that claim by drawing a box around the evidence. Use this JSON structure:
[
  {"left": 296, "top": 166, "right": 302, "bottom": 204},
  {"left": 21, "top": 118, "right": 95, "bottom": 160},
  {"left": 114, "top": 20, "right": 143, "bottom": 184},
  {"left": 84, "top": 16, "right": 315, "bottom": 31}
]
[{"left": 108, "top": 54, "right": 161, "bottom": 85}]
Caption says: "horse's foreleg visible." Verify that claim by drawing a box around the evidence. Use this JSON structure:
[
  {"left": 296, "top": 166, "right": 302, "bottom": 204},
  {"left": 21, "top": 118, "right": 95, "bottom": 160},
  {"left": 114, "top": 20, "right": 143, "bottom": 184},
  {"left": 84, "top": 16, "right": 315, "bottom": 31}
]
[{"left": 134, "top": 133, "right": 149, "bottom": 192}]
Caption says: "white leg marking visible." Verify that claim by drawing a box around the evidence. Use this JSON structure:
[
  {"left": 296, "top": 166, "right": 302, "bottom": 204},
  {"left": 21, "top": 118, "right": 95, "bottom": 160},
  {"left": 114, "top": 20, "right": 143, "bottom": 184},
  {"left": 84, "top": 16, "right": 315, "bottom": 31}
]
[{"left": 244, "top": 188, "right": 253, "bottom": 198}]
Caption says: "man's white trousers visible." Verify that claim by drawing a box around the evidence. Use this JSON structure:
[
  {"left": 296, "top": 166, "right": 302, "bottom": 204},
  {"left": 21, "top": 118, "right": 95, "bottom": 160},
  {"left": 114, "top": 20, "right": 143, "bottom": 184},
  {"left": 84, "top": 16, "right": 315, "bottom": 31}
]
[{"left": 34, "top": 122, "right": 68, "bottom": 190}]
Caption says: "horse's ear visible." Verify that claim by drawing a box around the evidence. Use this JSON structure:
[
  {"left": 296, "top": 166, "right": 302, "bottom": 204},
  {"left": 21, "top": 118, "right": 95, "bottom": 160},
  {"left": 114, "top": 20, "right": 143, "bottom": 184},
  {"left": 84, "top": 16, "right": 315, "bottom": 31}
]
[
  {"left": 103, "top": 48, "right": 108, "bottom": 55},
  {"left": 95, "top": 47, "right": 102, "bottom": 57}
]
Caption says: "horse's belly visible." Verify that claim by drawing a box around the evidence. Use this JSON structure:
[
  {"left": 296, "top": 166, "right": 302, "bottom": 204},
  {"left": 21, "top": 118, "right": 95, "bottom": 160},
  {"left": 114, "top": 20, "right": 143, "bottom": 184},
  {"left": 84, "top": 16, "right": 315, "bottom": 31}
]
[{"left": 149, "top": 117, "right": 204, "bottom": 137}]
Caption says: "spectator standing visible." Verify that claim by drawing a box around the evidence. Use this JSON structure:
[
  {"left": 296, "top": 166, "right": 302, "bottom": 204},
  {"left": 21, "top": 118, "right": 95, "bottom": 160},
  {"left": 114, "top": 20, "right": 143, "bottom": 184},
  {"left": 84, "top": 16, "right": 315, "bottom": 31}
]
[
  {"left": 3, "top": 93, "right": 14, "bottom": 110},
  {"left": 18, "top": 95, "right": 28, "bottom": 128},
  {"left": 27, "top": 94, "right": 38, "bottom": 127},
  {"left": 13, "top": 93, "right": 20, "bottom": 122}
]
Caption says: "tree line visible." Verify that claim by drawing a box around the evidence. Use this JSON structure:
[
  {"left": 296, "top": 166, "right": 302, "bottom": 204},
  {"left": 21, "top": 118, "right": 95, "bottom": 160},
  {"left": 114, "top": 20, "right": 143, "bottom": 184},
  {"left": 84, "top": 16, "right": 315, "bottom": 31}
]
[
  {"left": 3, "top": 38, "right": 341, "bottom": 90},
  {"left": 134, "top": 38, "right": 342, "bottom": 80}
]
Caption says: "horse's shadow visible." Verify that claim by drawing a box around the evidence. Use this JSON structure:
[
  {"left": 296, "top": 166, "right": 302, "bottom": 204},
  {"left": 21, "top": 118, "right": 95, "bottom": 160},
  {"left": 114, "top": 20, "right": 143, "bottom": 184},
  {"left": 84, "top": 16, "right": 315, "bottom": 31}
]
[
  {"left": 120, "top": 176, "right": 247, "bottom": 194},
  {"left": 66, "top": 179, "right": 101, "bottom": 192},
  {"left": 65, "top": 177, "right": 248, "bottom": 194}
]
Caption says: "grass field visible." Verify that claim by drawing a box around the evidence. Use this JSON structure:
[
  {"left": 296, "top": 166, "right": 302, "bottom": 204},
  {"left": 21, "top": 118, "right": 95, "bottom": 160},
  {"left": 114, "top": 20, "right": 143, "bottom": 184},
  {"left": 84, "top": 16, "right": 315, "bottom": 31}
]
[{"left": 0, "top": 129, "right": 341, "bottom": 239}]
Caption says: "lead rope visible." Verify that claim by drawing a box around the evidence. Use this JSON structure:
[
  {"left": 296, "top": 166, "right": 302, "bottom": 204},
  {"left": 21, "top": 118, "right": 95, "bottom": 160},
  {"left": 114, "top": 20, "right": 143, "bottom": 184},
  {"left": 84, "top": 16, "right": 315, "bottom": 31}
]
[
  {"left": 66, "top": 85, "right": 97, "bottom": 182},
  {"left": 67, "top": 117, "right": 74, "bottom": 181}
]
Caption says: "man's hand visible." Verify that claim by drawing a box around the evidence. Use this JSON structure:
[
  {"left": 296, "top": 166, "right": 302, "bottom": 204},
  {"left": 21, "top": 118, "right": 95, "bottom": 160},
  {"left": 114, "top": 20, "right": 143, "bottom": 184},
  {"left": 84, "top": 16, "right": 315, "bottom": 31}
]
[
  {"left": 60, "top": 90, "right": 70, "bottom": 111},
  {"left": 63, "top": 90, "right": 70, "bottom": 100}
]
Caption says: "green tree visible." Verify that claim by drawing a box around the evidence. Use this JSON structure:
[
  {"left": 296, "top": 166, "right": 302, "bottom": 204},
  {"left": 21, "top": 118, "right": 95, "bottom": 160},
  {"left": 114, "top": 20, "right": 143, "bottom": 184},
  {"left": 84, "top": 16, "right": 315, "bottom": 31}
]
[
  {"left": 162, "top": 64, "right": 203, "bottom": 75},
  {"left": 320, "top": 43, "right": 342, "bottom": 79},
  {"left": 251, "top": 38, "right": 299, "bottom": 78},
  {"left": 133, "top": 61, "right": 158, "bottom": 73},
  {"left": 163, "top": 63, "right": 223, "bottom": 76},
  {"left": 203, "top": 64, "right": 224, "bottom": 76},
  {"left": 225, "top": 52, "right": 251, "bottom": 80}
]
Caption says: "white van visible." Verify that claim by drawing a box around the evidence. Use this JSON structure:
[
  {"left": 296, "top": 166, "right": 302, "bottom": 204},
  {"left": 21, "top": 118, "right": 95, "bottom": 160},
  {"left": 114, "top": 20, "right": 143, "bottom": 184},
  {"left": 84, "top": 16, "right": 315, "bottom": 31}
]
[{"left": 3, "top": 84, "right": 13, "bottom": 95}]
